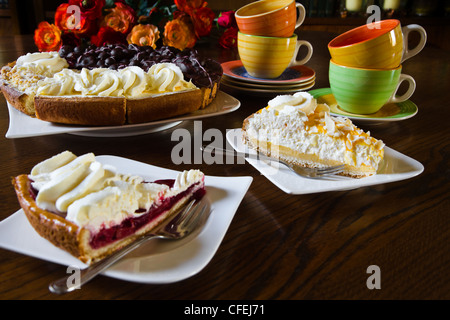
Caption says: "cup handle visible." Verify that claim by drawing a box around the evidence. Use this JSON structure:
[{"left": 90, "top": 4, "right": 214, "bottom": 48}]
[
  {"left": 290, "top": 40, "right": 313, "bottom": 66},
  {"left": 295, "top": 3, "right": 306, "bottom": 28},
  {"left": 401, "top": 24, "right": 427, "bottom": 63},
  {"left": 388, "top": 74, "right": 416, "bottom": 104}
]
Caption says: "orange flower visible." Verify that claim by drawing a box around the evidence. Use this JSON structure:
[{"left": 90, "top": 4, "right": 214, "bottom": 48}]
[
  {"left": 127, "top": 24, "right": 160, "bottom": 48},
  {"left": 102, "top": 2, "right": 136, "bottom": 34},
  {"left": 34, "top": 21, "right": 63, "bottom": 52},
  {"left": 163, "top": 17, "right": 197, "bottom": 51},
  {"left": 55, "top": 3, "right": 98, "bottom": 36}
]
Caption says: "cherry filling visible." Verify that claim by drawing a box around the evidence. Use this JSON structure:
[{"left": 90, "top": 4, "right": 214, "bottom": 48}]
[
  {"left": 28, "top": 180, "right": 38, "bottom": 200},
  {"left": 28, "top": 178, "right": 205, "bottom": 249},
  {"left": 90, "top": 182, "right": 205, "bottom": 249}
]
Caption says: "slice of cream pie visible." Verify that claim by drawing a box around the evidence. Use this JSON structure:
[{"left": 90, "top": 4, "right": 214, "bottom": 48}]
[
  {"left": 12, "top": 151, "right": 206, "bottom": 264},
  {"left": 242, "top": 92, "right": 384, "bottom": 178}
]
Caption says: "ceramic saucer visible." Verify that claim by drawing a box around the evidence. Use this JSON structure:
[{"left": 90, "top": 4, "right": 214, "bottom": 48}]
[
  {"left": 222, "top": 74, "right": 316, "bottom": 90},
  {"left": 221, "top": 77, "right": 315, "bottom": 95},
  {"left": 221, "top": 60, "right": 315, "bottom": 85},
  {"left": 309, "top": 88, "right": 418, "bottom": 123}
]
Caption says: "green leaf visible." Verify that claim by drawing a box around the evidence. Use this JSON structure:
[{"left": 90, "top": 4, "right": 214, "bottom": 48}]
[
  {"left": 137, "top": 0, "right": 150, "bottom": 16},
  {"left": 104, "top": 0, "right": 115, "bottom": 9}
]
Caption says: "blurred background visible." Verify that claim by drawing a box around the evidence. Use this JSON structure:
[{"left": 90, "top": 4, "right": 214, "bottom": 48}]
[{"left": 0, "top": 0, "right": 448, "bottom": 50}]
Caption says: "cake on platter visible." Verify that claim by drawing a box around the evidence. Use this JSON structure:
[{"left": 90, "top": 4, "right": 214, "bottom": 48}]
[
  {"left": 242, "top": 92, "right": 385, "bottom": 178},
  {"left": 12, "top": 151, "right": 206, "bottom": 264},
  {"left": 0, "top": 44, "right": 222, "bottom": 125}
]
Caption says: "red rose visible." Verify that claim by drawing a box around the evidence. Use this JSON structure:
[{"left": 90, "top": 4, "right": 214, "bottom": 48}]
[
  {"left": 175, "top": 0, "right": 206, "bottom": 13},
  {"left": 68, "top": 0, "right": 105, "bottom": 20},
  {"left": 173, "top": 9, "right": 189, "bottom": 20},
  {"left": 219, "top": 27, "right": 238, "bottom": 49},
  {"left": 190, "top": 6, "right": 215, "bottom": 38},
  {"left": 218, "top": 11, "right": 236, "bottom": 29},
  {"left": 90, "top": 26, "right": 127, "bottom": 46}
]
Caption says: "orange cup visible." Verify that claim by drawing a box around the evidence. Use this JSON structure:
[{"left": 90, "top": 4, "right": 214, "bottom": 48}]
[
  {"left": 328, "top": 19, "right": 427, "bottom": 69},
  {"left": 235, "top": 0, "right": 306, "bottom": 38}
]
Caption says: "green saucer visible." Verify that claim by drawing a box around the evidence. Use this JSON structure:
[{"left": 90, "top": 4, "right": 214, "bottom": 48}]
[{"left": 308, "top": 88, "right": 418, "bottom": 122}]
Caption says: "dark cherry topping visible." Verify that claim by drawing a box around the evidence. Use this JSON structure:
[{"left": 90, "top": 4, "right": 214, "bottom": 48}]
[{"left": 58, "top": 44, "right": 222, "bottom": 88}]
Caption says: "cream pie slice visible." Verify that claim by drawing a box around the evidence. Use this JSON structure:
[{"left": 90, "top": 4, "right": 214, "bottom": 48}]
[
  {"left": 12, "top": 151, "right": 206, "bottom": 264},
  {"left": 242, "top": 92, "right": 384, "bottom": 178}
]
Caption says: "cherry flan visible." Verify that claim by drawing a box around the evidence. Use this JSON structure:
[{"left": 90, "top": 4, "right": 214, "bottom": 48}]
[{"left": 12, "top": 151, "right": 206, "bottom": 264}]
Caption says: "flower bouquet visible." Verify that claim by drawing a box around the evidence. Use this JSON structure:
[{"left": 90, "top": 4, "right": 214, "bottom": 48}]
[{"left": 34, "top": 0, "right": 218, "bottom": 52}]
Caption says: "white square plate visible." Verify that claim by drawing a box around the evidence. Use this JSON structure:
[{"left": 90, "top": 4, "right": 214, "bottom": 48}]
[
  {"left": 226, "top": 129, "right": 424, "bottom": 195},
  {"left": 5, "top": 91, "right": 240, "bottom": 138},
  {"left": 0, "top": 156, "right": 253, "bottom": 284}
]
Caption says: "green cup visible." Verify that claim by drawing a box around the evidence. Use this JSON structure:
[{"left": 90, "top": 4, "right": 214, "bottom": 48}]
[{"left": 329, "top": 60, "right": 416, "bottom": 114}]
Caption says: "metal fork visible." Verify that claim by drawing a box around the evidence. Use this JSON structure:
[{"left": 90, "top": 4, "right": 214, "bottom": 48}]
[
  {"left": 49, "top": 199, "right": 210, "bottom": 294},
  {"left": 202, "top": 145, "right": 344, "bottom": 178}
]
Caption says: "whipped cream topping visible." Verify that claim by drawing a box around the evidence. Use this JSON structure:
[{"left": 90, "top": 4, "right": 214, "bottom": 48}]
[
  {"left": 173, "top": 169, "right": 205, "bottom": 193},
  {"left": 36, "top": 63, "right": 197, "bottom": 98},
  {"left": 29, "top": 151, "right": 204, "bottom": 231},
  {"left": 15, "top": 51, "right": 69, "bottom": 77},
  {"left": 148, "top": 63, "right": 190, "bottom": 92},
  {"left": 268, "top": 92, "right": 319, "bottom": 115},
  {"left": 246, "top": 92, "right": 384, "bottom": 169},
  {"left": 1, "top": 51, "right": 69, "bottom": 94}
]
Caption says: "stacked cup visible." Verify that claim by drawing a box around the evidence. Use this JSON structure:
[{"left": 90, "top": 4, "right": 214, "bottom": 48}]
[
  {"left": 235, "top": 0, "right": 313, "bottom": 79},
  {"left": 327, "top": 19, "right": 427, "bottom": 114}
]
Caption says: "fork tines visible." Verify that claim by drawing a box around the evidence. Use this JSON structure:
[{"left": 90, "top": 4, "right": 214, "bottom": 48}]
[{"left": 316, "top": 165, "right": 345, "bottom": 175}]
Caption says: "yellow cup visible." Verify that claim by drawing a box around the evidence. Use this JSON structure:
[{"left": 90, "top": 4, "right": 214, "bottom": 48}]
[
  {"left": 235, "top": 0, "right": 306, "bottom": 38},
  {"left": 328, "top": 19, "right": 427, "bottom": 69},
  {"left": 238, "top": 32, "right": 313, "bottom": 79}
]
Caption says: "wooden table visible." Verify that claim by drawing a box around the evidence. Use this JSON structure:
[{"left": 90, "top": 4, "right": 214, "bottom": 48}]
[{"left": 0, "top": 30, "right": 449, "bottom": 301}]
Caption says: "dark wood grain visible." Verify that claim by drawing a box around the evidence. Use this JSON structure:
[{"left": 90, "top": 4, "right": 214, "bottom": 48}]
[{"left": 0, "top": 27, "right": 449, "bottom": 300}]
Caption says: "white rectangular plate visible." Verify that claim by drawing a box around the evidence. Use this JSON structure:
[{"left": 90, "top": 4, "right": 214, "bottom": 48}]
[
  {"left": 5, "top": 91, "right": 240, "bottom": 138},
  {"left": 0, "top": 156, "right": 253, "bottom": 284},
  {"left": 226, "top": 129, "right": 424, "bottom": 195}
]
